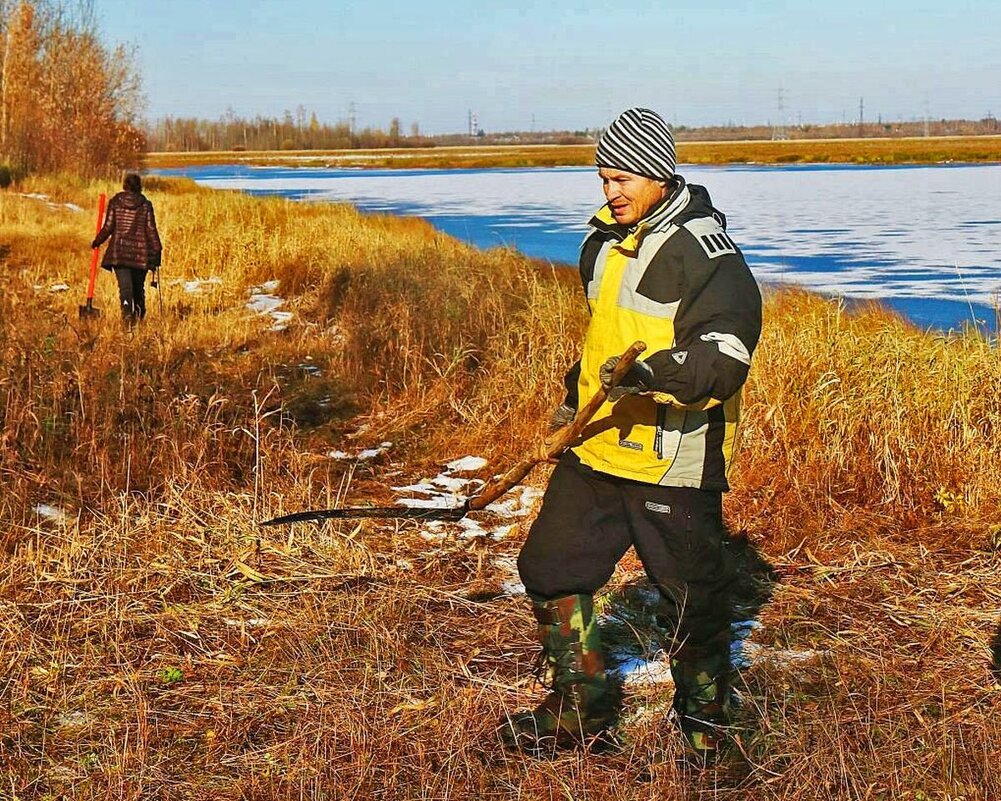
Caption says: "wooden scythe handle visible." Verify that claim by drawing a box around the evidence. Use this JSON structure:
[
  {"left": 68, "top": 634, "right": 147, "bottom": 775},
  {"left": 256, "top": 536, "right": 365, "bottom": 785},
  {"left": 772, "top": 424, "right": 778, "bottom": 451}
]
[{"left": 466, "top": 340, "right": 647, "bottom": 512}]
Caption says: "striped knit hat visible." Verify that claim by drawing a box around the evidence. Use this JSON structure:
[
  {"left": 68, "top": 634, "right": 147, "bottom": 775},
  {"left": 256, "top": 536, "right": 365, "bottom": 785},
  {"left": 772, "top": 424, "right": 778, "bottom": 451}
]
[{"left": 595, "top": 107, "right": 676, "bottom": 180}]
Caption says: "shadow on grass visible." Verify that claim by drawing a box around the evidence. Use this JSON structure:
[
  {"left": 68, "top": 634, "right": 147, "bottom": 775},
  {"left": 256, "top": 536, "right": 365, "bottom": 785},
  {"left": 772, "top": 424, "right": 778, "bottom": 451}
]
[
  {"left": 598, "top": 529, "right": 779, "bottom": 680},
  {"left": 589, "top": 530, "right": 778, "bottom": 780}
]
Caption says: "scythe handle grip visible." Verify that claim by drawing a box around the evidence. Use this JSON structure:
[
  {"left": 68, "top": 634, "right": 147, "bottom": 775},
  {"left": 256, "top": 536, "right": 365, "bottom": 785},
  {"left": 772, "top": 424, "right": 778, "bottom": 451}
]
[{"left": 466, "top": 340, "right": 646, "bottom": 512}]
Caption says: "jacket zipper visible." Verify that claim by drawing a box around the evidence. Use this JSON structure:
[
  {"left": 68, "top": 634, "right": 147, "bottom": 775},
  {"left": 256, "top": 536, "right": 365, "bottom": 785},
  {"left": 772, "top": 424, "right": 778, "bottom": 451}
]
[{"left": 655, "top": 405, "right": 666, "bottom": 459}]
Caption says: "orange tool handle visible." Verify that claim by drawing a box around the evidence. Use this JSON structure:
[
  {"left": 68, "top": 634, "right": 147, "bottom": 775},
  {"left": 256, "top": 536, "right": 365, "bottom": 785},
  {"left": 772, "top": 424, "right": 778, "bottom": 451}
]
[{"left": 86, "top": 193, "right": 107, "bottom": 301}]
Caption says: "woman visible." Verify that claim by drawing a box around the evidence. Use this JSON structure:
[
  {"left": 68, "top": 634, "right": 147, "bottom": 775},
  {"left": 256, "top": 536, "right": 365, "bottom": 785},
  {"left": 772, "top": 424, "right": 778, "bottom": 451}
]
[{"left": 91, "top": 173, "right": 162, "bottom": 324}]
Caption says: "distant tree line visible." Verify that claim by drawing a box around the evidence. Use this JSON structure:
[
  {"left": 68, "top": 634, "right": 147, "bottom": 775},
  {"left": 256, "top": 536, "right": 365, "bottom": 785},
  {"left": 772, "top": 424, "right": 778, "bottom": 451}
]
[
  {"left": 146, "top": 109, "right": 436, "bottom": 152},
  {"left": 674, "top": 116, "right": 1001, "bottom": 142},
  {"left": 145, "top": 110, "right": 1001, "bottom": 155},
  {"left": 0, "top": 0, "right": 144, "bottom": 180}
]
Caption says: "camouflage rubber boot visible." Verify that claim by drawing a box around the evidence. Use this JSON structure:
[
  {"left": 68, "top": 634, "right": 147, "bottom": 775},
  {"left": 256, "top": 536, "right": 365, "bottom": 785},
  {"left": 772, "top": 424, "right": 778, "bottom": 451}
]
[
  {"left": 670, "top": 632, "right": 732, "bottom": 765},
  {"left": 500, "top": 593, "right": 618, "bottom": 755}
]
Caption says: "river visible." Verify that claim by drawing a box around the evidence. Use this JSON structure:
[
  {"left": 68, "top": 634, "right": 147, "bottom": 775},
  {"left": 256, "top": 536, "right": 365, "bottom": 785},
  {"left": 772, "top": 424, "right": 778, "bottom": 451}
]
[{"left": 156, "top": 162, "right": 1001, "bottom": 332}]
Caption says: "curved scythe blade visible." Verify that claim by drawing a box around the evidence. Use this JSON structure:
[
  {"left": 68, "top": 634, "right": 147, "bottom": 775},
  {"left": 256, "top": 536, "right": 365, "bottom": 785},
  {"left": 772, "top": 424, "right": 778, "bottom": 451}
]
[{"left": 260, "top": 502, "right": 470, "bottom": 526}]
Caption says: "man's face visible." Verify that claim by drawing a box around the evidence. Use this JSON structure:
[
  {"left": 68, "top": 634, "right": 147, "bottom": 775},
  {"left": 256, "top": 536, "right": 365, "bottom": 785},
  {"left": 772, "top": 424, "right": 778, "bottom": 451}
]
[{"left": 599, "top": 167, "right": 670, "bottom": 226}]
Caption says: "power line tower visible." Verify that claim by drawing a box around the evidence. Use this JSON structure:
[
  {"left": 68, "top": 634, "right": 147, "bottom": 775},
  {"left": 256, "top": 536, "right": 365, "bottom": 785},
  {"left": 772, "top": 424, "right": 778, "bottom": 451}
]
[
  {"left": 858, "top": 97, "right": 864, "bottom": 137},
  {"left": 348, "top": 101, "right": 357, "bottom": 136},
  {"left": 772, "top": 87, "right": 788, "bottom": 140}
]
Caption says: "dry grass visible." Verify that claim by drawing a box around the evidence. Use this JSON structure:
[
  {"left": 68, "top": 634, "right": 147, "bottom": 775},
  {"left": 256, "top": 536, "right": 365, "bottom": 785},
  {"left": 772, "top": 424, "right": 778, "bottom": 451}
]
[
  {"left": 1, "top": 177, "right": 1000, "bottom": 800},
  {"left": 681, "top": 135, "right": 1001, "bottom": 166},
  {"left": 146, "top": 135, "right": 1001, "bottom": 170}
]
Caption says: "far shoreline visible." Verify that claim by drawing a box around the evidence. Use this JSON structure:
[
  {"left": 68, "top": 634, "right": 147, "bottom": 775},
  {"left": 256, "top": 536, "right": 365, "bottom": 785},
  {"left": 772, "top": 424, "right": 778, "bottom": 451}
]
[{"left": 146, "top": 135, "right": 1001, "bottom": 171}]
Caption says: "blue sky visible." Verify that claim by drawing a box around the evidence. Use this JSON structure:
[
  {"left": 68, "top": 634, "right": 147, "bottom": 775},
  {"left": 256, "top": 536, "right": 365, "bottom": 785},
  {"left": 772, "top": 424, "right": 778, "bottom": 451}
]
[{"left": 96, "top": 0, "right": 1001, "bottom": 134}]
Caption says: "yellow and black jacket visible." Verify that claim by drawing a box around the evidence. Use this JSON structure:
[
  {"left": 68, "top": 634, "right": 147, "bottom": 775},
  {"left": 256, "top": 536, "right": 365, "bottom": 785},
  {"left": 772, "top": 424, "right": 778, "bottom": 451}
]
[{"left": 564, "top": 177, "right": 762, "bottom": 491}]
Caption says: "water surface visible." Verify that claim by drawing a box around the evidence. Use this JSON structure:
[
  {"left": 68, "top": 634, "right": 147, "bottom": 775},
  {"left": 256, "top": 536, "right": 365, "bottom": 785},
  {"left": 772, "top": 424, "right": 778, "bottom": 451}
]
[{"left": 158, "top": 162, "right": 1001, "bottom": 331}]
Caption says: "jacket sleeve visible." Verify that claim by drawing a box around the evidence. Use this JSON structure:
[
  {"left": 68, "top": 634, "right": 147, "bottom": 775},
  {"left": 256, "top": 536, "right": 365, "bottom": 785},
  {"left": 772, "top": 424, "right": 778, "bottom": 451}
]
[
  {"left": 146, "top": 202, "right": 162, "bottom": 255},
  {"left": 145, "top": 202, "right": 162, "bottom": 266},
  {"left": 642, "top": 244, "right": 761, "bottom": 409},
  {"left": 92, "top": 201, "right": 115, "bottom": 248}
]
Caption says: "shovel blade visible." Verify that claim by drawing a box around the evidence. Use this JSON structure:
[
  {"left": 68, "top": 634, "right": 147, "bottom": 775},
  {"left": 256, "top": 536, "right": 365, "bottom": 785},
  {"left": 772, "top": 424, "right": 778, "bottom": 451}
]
[{"left": 78, "top": 302, "right": 101, "bottom": 319}]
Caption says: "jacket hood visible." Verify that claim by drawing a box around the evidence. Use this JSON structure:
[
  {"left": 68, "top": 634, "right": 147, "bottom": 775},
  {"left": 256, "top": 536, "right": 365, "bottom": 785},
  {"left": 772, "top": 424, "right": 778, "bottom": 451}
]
[
  {"left": 675, "top": 181, "right": 727, "bottom": 230},
  {"left": 114, "top": 190, "right": 148, "bottom": 209}
]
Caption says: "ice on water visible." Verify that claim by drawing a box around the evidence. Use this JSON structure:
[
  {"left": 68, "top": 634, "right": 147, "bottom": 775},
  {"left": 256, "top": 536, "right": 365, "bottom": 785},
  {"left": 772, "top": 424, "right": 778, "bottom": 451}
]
[{"left": 191, "top": 163, "right": 1001, "bottom": 327}]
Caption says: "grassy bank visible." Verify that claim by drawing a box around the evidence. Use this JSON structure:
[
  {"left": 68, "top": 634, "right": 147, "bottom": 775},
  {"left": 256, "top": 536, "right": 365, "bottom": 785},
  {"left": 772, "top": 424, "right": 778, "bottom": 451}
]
[
  {"left": 147, "top": 135, "right": 1001, "bottom": 170},
  {"left": 1, "top": 178, "right": 1000, "bottom": 800}
]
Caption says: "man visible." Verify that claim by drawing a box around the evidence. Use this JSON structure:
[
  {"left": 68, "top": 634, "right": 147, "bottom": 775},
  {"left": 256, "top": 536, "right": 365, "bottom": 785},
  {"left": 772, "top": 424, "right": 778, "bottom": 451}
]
[
  {"left": 500, "top": 108, "right": 762, "bottom": 762},
  {"left": 92, "top": 173, "right": 162, "bottom": 325}
]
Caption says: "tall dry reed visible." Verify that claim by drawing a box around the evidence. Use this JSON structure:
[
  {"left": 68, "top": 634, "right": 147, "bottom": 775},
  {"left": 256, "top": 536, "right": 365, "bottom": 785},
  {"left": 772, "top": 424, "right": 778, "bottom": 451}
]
[{"left": 1, "top": 178, "right": 999, "bottom": 799}]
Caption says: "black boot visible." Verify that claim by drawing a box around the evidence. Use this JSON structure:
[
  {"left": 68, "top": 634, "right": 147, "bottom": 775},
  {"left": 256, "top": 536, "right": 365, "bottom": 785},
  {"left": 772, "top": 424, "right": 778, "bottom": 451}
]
[
  {"left": 670, "top": 631, "right": 732, "bottom": 765},
  {"left": 500, "top": 594, "right": 618, "bottom": 755}
]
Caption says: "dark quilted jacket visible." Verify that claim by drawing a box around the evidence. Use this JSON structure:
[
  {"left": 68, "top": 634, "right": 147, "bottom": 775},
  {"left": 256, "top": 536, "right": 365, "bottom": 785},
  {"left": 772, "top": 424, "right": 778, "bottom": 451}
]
[{"left": 92, "top": 191, "right": 162, "bottom": 270}]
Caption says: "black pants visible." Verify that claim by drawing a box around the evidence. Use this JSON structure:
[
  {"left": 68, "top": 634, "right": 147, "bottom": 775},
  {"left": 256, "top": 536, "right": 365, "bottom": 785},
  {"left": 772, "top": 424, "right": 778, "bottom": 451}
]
[
  {"left": 518, "top": 452, "right": 735, "bottom": 647},
  {"left": 112, "top": 267, "right": 148, "bottom": 321}
]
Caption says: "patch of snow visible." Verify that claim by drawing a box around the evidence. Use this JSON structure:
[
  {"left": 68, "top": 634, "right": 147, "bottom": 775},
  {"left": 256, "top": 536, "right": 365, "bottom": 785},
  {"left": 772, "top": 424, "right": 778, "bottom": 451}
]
[
  {"left": 180, "top": 277, "right": 223, "bottom": 294},
  {"left": 396, "top": 496, "right": 457, "bottom": 510},
  {"left": 730, "top": 618, "right": 765, "bottom": 668},
  {"left": 489, "top": 524, "right": 516, "bottom": 540},
  {"left": 603, "top": 610, "right": 821, "bottom": 682},
  {"left": 248, "top": 280, "right": 293, "bottom": 330},
  {"left": 457, "top": 517, "right": 489, "bottom": 539},
  {"left": 357, "top": 442, "right": 392, "bottom": 461},
  {"left": 55, "top": 711, "right": 92, "bottom": 729},
  {"left": 325, "top": 324, "right": 347, "bottom": 345},
  {"left": 493, "top": 556, "right": 525, "bottom": 596},
  {"left": 446, "top": 456, "right": 488, "bottom": 472},
  {"left": 34, "top": 504, "right": 69, "bottom": 523},
  {"left": 391, "top": 482, "right": 438, "bottom": 494},
  {"left": 618, "top": 656, "right": 675, "bottom": 687},
  {"left": 48, "top": 283, "right": 70, "bottom": 292},
  {"left": 499, "top": 579, "right": 526, "bottom": 596},
  {"left": 247, "top": 293, "right": 284, "bottom": 314},
  {"left": 484, "top": 485, "right": 542, "bottom": 518},
  {"left": 225, "top": 617, "right": 269, "bottom": 628},
  {"left": 456, "top": 519, "right": 516, "bottom": 541},
  {"left": 328, "top": 442, "right": 392, "bottom": 462},
  {"left": 738, "top": 641, "right": 823, "bottom": 667},
  {"left": 431, "top": 474, "right": 478, "bottom": 493},
  {"left": 17, "top": 193, "right": 84, "bottom": 214}
]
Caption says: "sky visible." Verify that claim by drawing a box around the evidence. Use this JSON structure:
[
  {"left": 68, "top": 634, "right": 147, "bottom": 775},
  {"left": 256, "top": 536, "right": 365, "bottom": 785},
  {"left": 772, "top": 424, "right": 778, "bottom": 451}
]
[{"left": 95, "top": 0, "right": 1001, "bottom": 135}]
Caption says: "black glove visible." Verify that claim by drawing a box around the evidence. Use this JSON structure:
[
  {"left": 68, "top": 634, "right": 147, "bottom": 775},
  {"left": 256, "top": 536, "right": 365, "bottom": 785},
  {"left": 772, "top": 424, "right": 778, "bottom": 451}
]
[
  {"left": 548, "top": 402, "right": 576, "bottom": 433},
  {"left": 600, "top": 356, "right": 655, "bottom": 402},
  {"left": 90, "top": 238, "right": 100, "bottom": 249},
  {"left": 148, "top": 251, "right": 162, "bottom": 268}
]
